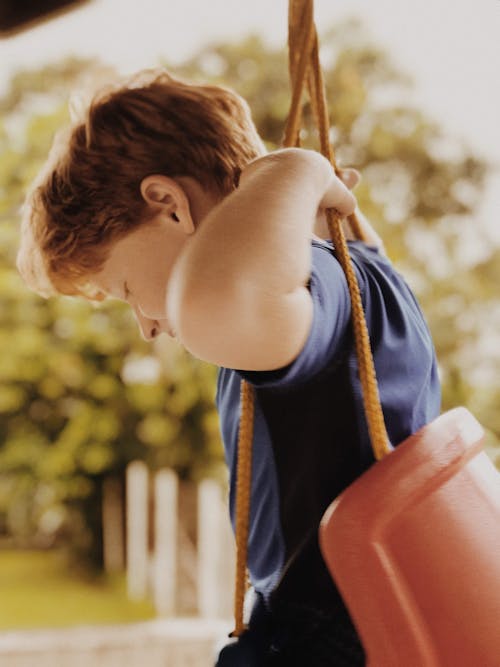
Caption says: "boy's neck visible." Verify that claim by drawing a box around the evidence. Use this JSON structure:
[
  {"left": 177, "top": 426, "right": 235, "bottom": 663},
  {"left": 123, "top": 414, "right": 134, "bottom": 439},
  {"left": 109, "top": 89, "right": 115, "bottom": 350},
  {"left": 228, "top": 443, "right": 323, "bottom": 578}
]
[{"left": 174, "top": 176, "right": 223, "bottom": 229}]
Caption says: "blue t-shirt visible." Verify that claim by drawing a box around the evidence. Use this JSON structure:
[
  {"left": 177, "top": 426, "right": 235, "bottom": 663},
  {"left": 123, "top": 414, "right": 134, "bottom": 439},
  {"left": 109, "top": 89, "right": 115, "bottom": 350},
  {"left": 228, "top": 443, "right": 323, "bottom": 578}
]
[{"left": 216, "top": 239, "right": 440, "bottom": 612}]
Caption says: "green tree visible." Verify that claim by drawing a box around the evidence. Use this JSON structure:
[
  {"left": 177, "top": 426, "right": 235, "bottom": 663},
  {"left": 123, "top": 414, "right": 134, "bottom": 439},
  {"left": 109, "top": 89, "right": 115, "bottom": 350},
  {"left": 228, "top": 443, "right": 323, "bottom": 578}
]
[{"left": 0, "top": 61, "right": 225, "bottom": 563}]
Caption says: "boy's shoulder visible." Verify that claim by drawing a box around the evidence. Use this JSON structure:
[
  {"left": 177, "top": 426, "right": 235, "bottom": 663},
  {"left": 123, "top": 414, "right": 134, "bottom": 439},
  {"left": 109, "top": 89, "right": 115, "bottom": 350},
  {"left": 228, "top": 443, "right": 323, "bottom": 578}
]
[
  {"left": 226, "top": 238, "right": 435, "bottom": 392},
  {"left": 312, "top": 236, "right": 391, "bottom": 273},
  {"left": 314, "top": 238, "right": 420, "bottom": 317}
]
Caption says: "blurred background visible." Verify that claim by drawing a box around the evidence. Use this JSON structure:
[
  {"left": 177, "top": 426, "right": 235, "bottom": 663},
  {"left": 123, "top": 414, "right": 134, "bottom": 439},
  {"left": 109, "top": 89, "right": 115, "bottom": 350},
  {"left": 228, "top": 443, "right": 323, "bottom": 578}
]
[{"left": 0, "top": 1, "right": 499, "bottom": 665}]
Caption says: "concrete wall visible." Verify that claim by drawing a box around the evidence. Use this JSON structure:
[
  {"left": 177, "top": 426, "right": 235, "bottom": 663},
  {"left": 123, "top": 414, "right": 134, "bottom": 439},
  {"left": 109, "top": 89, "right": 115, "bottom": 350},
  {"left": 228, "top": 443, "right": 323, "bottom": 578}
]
[{"left": 0, "top": 618, "right": 232, "bottom": 667}]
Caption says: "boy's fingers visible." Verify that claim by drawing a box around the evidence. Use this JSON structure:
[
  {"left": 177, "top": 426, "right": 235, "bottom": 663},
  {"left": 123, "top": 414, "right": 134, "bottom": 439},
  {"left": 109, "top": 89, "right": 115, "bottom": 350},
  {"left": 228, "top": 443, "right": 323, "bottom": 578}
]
[
  {"left": 321, "top": 175, "right": 357, "bottom": 216},
  {"left": 338, "top": 168, "right": 361, "bottom": 190}
]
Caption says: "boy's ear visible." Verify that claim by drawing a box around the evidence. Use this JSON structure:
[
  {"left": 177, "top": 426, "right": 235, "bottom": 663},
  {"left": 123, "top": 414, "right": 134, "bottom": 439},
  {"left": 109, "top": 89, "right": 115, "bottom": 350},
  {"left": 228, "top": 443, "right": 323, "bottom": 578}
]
[{"left": 140, "top": 174, "right": 195, "bottom": 234}]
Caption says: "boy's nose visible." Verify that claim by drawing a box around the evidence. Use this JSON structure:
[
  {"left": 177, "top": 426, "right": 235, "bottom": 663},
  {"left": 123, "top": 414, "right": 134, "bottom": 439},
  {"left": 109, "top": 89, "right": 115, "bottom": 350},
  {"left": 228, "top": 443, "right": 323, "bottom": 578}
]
[{"left": 132, "top": 306, "right": 158, "bottom": 341}]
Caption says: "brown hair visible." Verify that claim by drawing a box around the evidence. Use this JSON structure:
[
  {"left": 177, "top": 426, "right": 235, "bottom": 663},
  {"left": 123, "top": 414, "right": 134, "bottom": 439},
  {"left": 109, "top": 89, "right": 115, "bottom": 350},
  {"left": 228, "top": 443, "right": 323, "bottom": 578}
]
[{"left": 18, "top": 68, "right": 265, "bottom": 297}]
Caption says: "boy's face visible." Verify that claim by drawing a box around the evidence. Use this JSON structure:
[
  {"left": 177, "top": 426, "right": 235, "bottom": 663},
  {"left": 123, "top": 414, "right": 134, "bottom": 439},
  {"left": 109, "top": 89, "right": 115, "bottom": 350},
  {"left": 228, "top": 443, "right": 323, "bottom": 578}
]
[
  {"left": 87, "top": 173, "right": 212, "bottom": 341},
  {"left": 88, "top": 218, "right": 186, "bottom": 341}
]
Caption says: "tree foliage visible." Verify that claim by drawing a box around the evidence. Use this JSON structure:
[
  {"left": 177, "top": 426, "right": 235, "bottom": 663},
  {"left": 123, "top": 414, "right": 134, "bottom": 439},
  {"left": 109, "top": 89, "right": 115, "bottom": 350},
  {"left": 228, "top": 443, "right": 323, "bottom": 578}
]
[
  {"left": 0, "top": 21, "right": 498, "bottom": 563},
  {"left": 0, "top": 63, "right": 224, "bottom": 560}
]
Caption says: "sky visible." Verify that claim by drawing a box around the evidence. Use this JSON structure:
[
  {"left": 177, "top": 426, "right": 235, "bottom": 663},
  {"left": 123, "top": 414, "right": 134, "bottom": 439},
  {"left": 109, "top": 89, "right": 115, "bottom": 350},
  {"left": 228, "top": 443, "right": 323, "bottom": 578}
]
[{"left": 1, "top": 0, "right": 499, "bottom": 237}]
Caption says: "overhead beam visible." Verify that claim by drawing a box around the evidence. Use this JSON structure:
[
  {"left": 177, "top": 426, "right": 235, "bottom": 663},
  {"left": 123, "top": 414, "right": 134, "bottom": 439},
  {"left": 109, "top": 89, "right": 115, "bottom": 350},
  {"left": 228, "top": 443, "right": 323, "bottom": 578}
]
[{"left": 0, "top": 0, "right": 91, "bottom": 37}]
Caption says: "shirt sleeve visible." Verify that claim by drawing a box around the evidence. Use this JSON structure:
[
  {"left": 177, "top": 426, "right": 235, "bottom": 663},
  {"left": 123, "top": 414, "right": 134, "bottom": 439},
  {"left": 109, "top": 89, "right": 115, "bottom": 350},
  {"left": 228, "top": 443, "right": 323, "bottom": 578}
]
[{"left": 234, "top": 242, "right": 354, "bottom": 389}]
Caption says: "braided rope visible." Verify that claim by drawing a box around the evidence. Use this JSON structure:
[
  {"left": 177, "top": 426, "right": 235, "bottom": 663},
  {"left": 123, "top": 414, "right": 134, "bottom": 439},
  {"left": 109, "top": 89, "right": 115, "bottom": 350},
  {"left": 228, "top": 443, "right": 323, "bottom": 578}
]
[
  {"left": 283, "top": 0, "right": 315, "bottom": 147},
  {"left": 327, "top": 215, "right": 390, "bottom": 460},
  {"left": 230, "top": 379, "right": 255, "bottom": 637},
  {"left": 231, "top": 0, "right": 391, "bottom": 636},
  {"left": 305, "top": 11, "right": 390, "bottom": 459}
]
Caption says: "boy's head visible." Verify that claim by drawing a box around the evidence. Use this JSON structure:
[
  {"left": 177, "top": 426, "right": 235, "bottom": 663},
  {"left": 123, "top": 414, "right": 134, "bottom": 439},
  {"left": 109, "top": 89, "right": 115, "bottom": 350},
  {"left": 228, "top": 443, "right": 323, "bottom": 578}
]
[{"left": 17, "top": 68, "right": 265, "bottom": 336}]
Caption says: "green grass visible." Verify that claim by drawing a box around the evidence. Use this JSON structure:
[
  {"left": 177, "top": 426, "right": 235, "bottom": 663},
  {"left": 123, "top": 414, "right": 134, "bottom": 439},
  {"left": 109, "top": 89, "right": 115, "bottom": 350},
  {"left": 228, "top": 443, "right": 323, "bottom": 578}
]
[{"left": 0, "top": 550, "right": 156, "bottom": 630}]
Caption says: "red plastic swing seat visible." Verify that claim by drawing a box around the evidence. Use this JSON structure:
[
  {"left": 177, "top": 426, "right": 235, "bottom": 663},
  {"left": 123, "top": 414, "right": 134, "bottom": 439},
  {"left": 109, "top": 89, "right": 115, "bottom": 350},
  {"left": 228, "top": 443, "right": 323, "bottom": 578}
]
[{"left": 319, "top": 407, "right": 500, "bottom": 667}]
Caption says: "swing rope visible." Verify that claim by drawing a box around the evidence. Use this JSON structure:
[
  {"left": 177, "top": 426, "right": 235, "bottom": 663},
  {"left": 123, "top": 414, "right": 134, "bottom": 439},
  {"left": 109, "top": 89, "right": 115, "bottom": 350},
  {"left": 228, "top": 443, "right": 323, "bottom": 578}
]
[
  {"left": 230, "top": 379, "right": 255, "bottom": 637},
  {"left": 230, "top": 0, "right": 391, "bottom": 638}
]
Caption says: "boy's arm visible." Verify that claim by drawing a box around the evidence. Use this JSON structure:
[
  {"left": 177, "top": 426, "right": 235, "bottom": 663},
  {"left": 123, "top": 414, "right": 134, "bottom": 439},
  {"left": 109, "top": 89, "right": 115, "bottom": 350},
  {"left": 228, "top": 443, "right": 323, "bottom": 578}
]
[{"left": 167, "top": 148, "right": 356, "bottom": 370}]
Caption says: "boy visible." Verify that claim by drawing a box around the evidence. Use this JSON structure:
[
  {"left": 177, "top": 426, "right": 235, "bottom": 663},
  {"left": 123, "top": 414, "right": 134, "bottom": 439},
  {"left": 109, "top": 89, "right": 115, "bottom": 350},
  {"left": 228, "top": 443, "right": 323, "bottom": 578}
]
[{"left": 17, "top": 69, "right": 440, "bottom": 665}]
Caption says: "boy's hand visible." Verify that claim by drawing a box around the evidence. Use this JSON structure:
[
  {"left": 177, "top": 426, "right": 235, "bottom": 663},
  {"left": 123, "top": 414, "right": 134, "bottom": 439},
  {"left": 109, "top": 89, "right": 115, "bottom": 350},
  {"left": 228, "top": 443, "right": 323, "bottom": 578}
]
[
  {"left": 241, "top": 151, "right": 360, "bottom": 243},
  {"left": 314, "top": 166, "right": 385, "bottom": 252},
  {"left": 338, "top": 168, "right": 361, "bottom": 191},
  {"left": 318, "top": 165, "right": 359, "bottom": 214},
  {"left": 239, "top": 149, "right": 357, "bottom": 217},
  {"left": 313, "top": 166, "right": 360, "bottom": 241}
]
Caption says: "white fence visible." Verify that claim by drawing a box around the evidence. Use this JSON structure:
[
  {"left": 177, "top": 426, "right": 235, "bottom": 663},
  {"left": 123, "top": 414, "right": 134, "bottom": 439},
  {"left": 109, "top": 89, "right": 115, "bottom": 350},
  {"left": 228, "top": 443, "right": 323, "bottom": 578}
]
[
  {"left": 0, "top": 464, "right": 236, "bottom": 666},
  {"left": 104, "top": 462, "right": 235, "bottom": 620}
]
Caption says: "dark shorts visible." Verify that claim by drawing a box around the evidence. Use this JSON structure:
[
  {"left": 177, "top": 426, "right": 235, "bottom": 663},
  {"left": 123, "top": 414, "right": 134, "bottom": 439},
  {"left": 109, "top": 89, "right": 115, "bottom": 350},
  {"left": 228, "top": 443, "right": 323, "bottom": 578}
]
[{"left": 216, "top": 593, "right": 365, "bottom": 666}]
